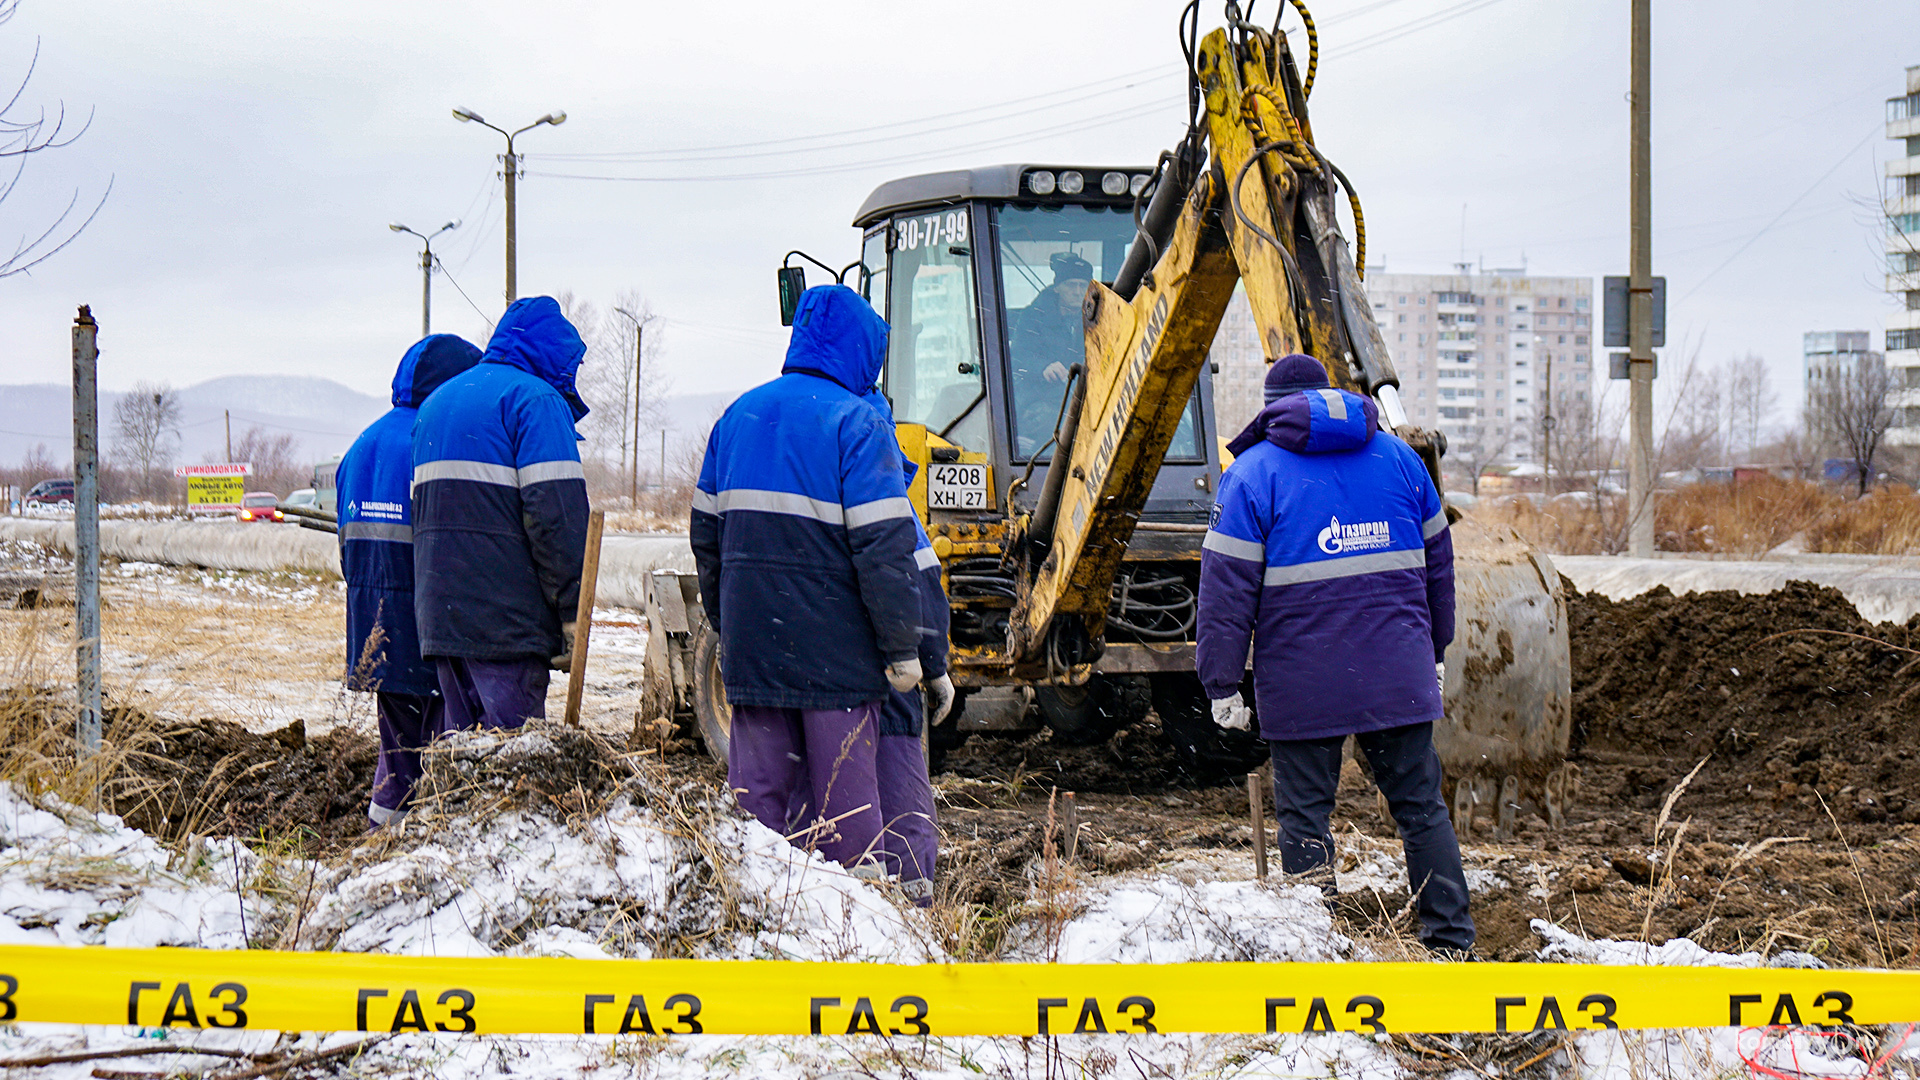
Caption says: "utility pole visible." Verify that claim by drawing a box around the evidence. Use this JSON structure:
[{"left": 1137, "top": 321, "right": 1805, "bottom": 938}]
[
  {"left": 630, "top": 322, "right": 643, "bottom": 505},
  {"left": 71, "top": 306, "right": 101, "bottom": 755},
  {"left": 452, "top": 108, "right": 567, "bottom": 305},
  {"left": 224, "top": 410, "right": 231, "bottom": 463},
  {"left": 389, "top": 221, "right": 459, "bottom": 336},
  {"left": 659, "top": 430, "right": 667, "bottom": 492},
  {"left": 1626, "top": 0, "right": 1656, "bottom": 557},
  {"left": 613, "top": 306, "right": 646, "bottom": 506}
]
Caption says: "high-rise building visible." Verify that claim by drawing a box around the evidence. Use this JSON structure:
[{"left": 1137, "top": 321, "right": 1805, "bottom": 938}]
[
  {"left": 1804, "top": 331, "right": 1881, "bottom": 389},
  {"left": 1886, "top": 65, "right": 1920, "bottom": 444},
  {"left": 1207, "top": 269, "right": 1594, "bottom": 466}
]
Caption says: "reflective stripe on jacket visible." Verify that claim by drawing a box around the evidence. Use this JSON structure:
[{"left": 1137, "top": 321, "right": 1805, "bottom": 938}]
[
  {"left": 337, "top": 334, "right": 481, "bottom": 695},
  {"left": 1196, "top": 387, "right": 1455, "bottom": 740},
  {"left": 691, "top": 285, "right": 923, "bottom": 710},
  {"left": 412, "top": 297, "right": 590, "bottom": 662}
]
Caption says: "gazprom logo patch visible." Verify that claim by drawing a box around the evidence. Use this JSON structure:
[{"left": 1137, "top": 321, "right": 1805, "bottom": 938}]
[{"left": 1316, "top": 515, "right": 1393, "bottom": 555}]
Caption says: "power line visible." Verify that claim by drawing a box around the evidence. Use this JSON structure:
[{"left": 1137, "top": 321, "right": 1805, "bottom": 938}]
[
  {"left": 533, "top": 69, "right": 1175, "bottom": 164},
  {"left": 532, "top": 99, "right": 1172, "bottom": 184},
  {"left": 434, "top": 255, "right": 498, "bottom": 331},
  {"left": 1678, "top": 126, "right": 1879, "bottom": 303},
  {"left": 1323, "top": 0, "right": 1513, "bottom": 58}
]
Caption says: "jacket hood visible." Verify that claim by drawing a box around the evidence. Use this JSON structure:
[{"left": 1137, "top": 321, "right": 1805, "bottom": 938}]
[
  {"left": 783, "top": 284, "right": 889, "bottom": 394},
  {"left": 860, "top": 388, "right": 918, "bottom": 486},
  {"left": 392, "top": 334, "right": 483, "bottom": 408},
  {"left": 1226, "top": 388, "right": 1378, "bottom": 458},
  {"left": 482, "top": 296, "right": 590, "bottom": 420}
]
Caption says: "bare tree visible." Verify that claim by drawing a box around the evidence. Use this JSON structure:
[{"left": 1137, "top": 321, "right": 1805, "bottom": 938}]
[
  {"left": 1808, "top": 354, "right": 1892, "bottom": 497},
  {"left": 1724, "top": 353, "right": 1777, "bottom": 461},
  {"left": 559, "top": 288, "right": 672, "bottom": 501},
  {"left": 0, "top": 0, "right": 110, "bottom": 278},
  {"left": 1443, "top": 428, "right": 1503, "bottom": 497},
  {"left": 111, "top": 380, "right": 181, "bottom": 498},
  {"left": 218, "top": 426, "right": 304, "bottom": 496}
]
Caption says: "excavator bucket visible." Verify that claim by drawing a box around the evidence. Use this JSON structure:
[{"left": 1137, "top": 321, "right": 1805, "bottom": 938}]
[{"left": 1434, "top": 516, "right": 1574, "bottom": 836}]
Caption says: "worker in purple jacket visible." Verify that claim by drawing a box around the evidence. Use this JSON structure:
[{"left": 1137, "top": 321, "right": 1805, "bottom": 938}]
[{"left": 1195, "top": 354, "right": 1472, "bottom": 956}]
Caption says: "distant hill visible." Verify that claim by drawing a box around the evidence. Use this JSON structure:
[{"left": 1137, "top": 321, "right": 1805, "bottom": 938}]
[{"left": 0, "top": 378, "right": 746, "bottom": 475}]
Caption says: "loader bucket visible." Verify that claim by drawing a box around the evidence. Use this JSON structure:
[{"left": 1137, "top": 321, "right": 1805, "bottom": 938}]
[{"left": 1433, "top": 515, "right": 1574, "bottom": 835}]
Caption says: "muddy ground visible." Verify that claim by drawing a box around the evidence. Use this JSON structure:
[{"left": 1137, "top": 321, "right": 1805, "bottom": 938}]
[{"left": 67, "top": 576, "right": 1920, "bottom": 967}]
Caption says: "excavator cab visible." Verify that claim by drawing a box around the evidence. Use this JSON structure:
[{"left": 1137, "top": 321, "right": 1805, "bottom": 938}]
[{"left": 853, "top": 165, "right": 1221, "bottom": 524}]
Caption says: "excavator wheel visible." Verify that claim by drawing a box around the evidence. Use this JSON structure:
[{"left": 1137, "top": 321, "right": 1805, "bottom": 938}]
[
  {"left": 691, "top": 624, "right": 733, "bottom": 764},
  {"left": 1150, "top": 672, "right": 1267, "bottom": 781}
]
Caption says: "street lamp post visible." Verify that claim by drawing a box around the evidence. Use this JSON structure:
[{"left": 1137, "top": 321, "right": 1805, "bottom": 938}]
[
  {"left": 613, "top": 306, "right": 645, "bottom": 507},
  {"left": 451, "top": 107, "right": 567, "bottom": 304},
  {"left": 389, "top": 221, "right": 459, "bottom": 337}
]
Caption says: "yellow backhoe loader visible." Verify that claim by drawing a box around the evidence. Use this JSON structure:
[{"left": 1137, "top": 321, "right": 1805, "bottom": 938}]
[{"left": 644, "top": 1, "right": 1574, "bottom": 833}]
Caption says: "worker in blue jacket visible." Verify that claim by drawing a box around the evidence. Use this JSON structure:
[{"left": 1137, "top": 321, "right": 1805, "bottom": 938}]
[
  {"left": 339, "top": 333, "right": 482, "bottom": 826},
  {"left": 412, "top": 296, "right": 590, "bottom": 730},
  {"left": 862, "top": 389, "right": 954, "bottom": 904},
  {"left": 692, "top": 284, "right": 925, "bottom": 876},
  {"left": 1196, "top": 354, "right": 1472, "bottom": 955}
]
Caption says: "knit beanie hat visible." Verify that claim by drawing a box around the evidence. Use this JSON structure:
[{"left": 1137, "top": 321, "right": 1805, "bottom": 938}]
[{"left": 1264, "top": 353, "right": 1330, "bottom": 404}]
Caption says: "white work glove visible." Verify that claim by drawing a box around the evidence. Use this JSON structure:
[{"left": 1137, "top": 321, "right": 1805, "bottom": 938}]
[
  {"left": 886, "top": 656, "right": 923, "bottom": 693},
  {"left": 1435, "top": 661, "right": 1446, "bottom": 690},
  {"left": 549, "top": 621, "right": 578, "bottom": 671},
  {"left": 1210, "top": 693, "right": 1252, "bottom": 731},
  {"left": 926, "top": 673, "right": 955, "bottom": 724}
]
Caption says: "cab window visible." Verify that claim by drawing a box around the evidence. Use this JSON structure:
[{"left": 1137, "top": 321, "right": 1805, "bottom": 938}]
[
  {"left": 880, "top": 207, "right": 987, "bottom": 453},
  {"left": 994, "top": 203, "right": 1203, "bottom": 461}
]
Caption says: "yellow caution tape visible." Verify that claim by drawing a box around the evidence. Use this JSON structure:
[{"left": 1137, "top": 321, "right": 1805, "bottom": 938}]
[{"left": 0, "top": 945, "right": 1915, "bottom": 1036}]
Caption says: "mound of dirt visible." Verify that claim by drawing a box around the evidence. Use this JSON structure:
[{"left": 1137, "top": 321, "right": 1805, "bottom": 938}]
[
  {"left": 116, "top": 717, "right": 378, "bottom": 850},
  {"left": 1567, "top": 580, "right": 1920, "bottom": 835}
]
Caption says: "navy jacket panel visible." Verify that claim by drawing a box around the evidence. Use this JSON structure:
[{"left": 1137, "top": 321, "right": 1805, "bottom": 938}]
[
  {"left": 1197, "top": 388, "right": 1455, "bottom": 741},
  {"left": 691, "top": 285, "right": 922, "bottom": 710},
  {"left": 337, "top": 334, "right": 481, "bottom": 695},
  {"left": 412, "top": 298, "right": 590, "bottom": 661}
]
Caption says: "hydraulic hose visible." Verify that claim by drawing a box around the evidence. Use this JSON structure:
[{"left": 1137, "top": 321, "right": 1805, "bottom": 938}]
[{"left": 1027, "top": 365, "right": 1088, "bottom": 547}]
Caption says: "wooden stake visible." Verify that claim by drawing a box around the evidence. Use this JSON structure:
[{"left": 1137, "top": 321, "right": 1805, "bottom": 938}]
[
  {"left": 1063, "top": 791, "right": 1079, "bottom": 864},
  {"left": 563, "top": 509, "right": 607, "bottom": 727},
  {"left": 1247, "top": 771, "right": 1268, "bottom": 880}
]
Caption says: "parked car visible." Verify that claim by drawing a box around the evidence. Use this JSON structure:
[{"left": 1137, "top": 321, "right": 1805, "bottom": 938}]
[
  {"left": 22, "top": 479, "right": 74, "bottom": 510},
  {"left": 281, "top": 488, "right": 319, "bottom": 511},
  {"left": 237, "top": 491, "right": 284, "bottom": 523}
]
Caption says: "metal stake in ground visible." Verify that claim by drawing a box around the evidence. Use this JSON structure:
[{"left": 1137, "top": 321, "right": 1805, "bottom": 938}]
[
  {"left": 71, "top": 306, "right": 101, "bottom": 753},
  {"left": 1247, "top": 771, "right": 1268, "bottom": 880},
  {"left": 563, "top": 509, "right": 607, "bottom": 727}
]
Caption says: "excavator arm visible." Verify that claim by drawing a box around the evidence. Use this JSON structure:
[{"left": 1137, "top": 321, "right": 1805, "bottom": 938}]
[{"left": 1009, "top": 12, "right": 1430, "bottom": 669}]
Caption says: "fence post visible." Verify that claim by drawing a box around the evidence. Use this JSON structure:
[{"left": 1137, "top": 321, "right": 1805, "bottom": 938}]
[{"left": 72, "top": 306, "right": 101, "bottom": 754}]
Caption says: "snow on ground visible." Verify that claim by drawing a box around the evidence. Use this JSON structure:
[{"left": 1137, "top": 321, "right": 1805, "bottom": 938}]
[{"left": 0, "top": 732, "right": 1907, "bottom": 1079}]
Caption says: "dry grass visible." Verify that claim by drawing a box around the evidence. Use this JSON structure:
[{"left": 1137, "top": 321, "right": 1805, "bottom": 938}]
[{"left": 1476, "top": 476, "right": 1920, "bottom": 557}]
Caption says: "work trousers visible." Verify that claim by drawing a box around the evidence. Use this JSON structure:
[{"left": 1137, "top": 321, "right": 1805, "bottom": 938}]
[
  {"left": 875, "top": 686, "right": 938, "bottom": 904},
  {"left": 368, "top": 691, "right": 444, "bottom": 827},
  {"left": 729, "top": 702, "right": 884, "bottom": 873},
  {"left": 1268, "top": 721, "right": 1475, "bottom": 952},
  {"left": 436, "top": 657, "right": 549, "bottom": 733}
]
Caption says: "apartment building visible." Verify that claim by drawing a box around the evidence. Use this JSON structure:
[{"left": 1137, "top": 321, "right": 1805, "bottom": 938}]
[
  {"left": 1887, "top": 64, "right": 1920, "bottom": 444},
  {"left": 1208, "top": 270, "right": 1594, "bottom": 465}
]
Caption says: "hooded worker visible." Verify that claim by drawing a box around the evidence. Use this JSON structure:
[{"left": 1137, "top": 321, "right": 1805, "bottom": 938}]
[
  {"left": 338, "top": 333, "right": 483, "bottom": 827},
  {"left": 691, "top": 284, "right": 925, "bottom": 876},
  {"left": 859, "top": 388, "right": 954, "bottom": 904},
  {"left": 1195, "top": 353, "right": 1472, "bottom": 955},
  {"left": 412, "top": 296, "right": 591, "bottom": 730}
]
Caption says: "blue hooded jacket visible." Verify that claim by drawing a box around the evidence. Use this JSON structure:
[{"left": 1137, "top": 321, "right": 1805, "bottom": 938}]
[
  {"left": 861, "top": 389, "right": 950, "bottom": 736},
  {"left": 337, "top": 334, "right": 482, "bottom": 695},
  {"left": 1196, "top": 387, "right": 1455, "bottom": 740},
  {"left": 412, "top": 297, "right": 592, "bottom": 661},
  {"left": 691, "top": 285, "right": 924, "bottom": 709}
]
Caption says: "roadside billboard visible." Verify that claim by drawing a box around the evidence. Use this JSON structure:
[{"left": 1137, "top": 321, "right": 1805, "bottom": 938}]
[{"left": 175, "top": 463, "right": 252, "bottom": 512}]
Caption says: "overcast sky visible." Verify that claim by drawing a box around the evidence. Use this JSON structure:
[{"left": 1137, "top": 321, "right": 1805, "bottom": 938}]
[{"left": 0, "top": 0, "right": 1912, "bottom": 431}]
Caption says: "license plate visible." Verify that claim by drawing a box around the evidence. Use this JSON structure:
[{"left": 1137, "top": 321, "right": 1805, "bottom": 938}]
[{"left": 928, "top": 462, "right": 987, "bottom": 510}]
